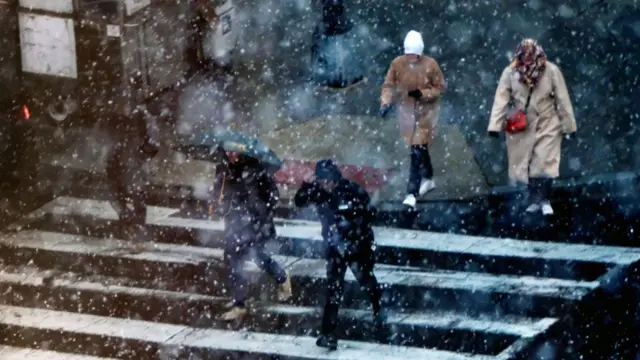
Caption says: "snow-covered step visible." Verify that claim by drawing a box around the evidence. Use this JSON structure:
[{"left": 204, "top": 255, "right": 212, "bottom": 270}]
[
  {"left": 0, "top": 305, "right": 496, "bottom": 360},
  {"left": 23, "top": 196, "right": 640, "bottom": 280},
  {"left": 0, "top": 268, "right": 556, "bottom": 355},
  {"left": 0, "top": 346, "right": 118, "bottom": 360},
  {"left": 0, "top": 230, "right": 598, "bottom": 316}
]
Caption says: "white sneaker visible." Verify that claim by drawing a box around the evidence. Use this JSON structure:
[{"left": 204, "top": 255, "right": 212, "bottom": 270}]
[
  {"left": 525, "top": 203, "right": 541, "bottom": 213},
  {"left": 402, "top": 194, "right": 417, "bottom": 207},
  {"left": 418, "top": 179, "right": 436, "bottom": 195},
  {"left": 541, "top": 201, "right": 554, "bottom": 216}
]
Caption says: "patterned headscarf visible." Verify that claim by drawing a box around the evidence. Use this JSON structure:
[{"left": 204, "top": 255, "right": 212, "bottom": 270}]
[{"left": 511, "top": 38, "right": 547, "bottom": 88}]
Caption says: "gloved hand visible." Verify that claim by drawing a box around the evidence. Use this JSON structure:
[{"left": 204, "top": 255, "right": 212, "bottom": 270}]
[
  {"left": 408, "top": 89, "right": 422, "bottom": 100},
  {"left": 139, "top": 139, "right": 160, "bottom": 158},
  {"left": 564, "top": 133, "right": 576, "bottom": 140},
  {"left": 298, "top": 180, "right": 318, "bottom": 194},
  {"left": 488, "top": 131, "right": 500, "bottom": 138},
  {"left": 379, "top": 104, "right": 391, "bottom": 118}
]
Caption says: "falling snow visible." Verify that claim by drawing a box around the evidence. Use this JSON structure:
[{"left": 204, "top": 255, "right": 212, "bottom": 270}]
[{"left": 0, "top": 0, "right": 639, "bottom": 359}]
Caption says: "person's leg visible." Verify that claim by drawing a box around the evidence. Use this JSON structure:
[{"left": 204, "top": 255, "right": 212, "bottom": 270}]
[
  {"left": 527, "top": 177, "right": 554, "bottom": 214},
  {"left": 220, "top": 232, "right": 252, "bottom": 321},
  {"left": 417, "top": 144, "right": 436, "bottom": 195},
  {"left": 525, "top": 178, "right": 542, "bottom": 213},
  {"left": 129, "top": 167, "right": 148, "bottom": 226},
  {"left": 406, "top": 145, "right": 422, "bottom": 195},
  {"left": 252, "top": 242, "right": 292, "bottom": 301},
  {"left": 506, "top": 132, "right": 535, "bottom": 188},
  {"left": 227, "top": 246, "right": 248, "bottom": 303},
  {"left": 105, "top": 150, "right": 127, "bottom": 218},
  {"left": 506, "top": 130, "right": 536, "bottom": 212},
  {"left": 529, "top": 130, "right": 561, "bottom": 215},
  {"left": 105, "top": 150, "right": 141, "bottom": 241},
  {"left": 538, "top": 178, "right": 554, "bottom": 215},
  {"left": 423, "top": 145, "right": 434, "bottom": 179},
  {"left": 404, "top": 145, "right": 421, "bottom": 206},
  {"left": 349, "top": 244, "right": 383, "bottom": 320},
  {"left": 318, "top": 248, "right": 348, "bottom": 350}
]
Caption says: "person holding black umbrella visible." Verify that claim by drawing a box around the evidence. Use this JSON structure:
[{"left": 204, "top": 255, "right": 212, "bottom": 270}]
[
  {"left": 210, "top": 147, "right": 292, "bottom": 321},
  {"left": 294, "top": 159, "right": 385, "bottom": 350}
]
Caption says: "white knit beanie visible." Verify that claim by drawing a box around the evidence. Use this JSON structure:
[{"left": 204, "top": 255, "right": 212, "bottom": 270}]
[{"left": 404, "top": 30, "right": 424, "bottom": 55}]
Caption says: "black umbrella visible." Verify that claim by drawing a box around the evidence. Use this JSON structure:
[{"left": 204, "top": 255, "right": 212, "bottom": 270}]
[{"left": 173, "top": 130, "right": 283, "bottom": 171}]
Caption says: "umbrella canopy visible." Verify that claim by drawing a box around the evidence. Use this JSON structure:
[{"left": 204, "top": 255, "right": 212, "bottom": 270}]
[{"left": 174, "top": 130, "right": 283, "bottom": 171}]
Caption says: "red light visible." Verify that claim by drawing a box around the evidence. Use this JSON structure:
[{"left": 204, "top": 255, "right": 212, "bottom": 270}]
[{"left": 21, "top": 105, "right": 30, "bottom": 120}]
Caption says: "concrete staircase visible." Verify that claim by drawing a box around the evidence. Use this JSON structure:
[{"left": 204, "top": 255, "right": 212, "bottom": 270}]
[{"left": 0, "top": 196, "right": 638, "bottom": 359}]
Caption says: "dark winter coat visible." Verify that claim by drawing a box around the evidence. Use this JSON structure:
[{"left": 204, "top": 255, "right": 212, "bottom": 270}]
[
  {"left": 294, "top": 178, "right": 376, "bottom": 256},
  {"left": 212, "top": 158, "right": 279, "bottom": 246},
  {"left": 105, "top": 111, "right": 158, "bottom": 223}
]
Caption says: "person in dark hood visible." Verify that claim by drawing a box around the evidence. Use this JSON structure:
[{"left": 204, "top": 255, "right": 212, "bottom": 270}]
[
  {"left": 105, "top": 110, "right": 159, "bottom": 236},
  {"left": 210, "top": 148, "right": 292, "bottom": 321},
  {"left": 294, "top": 159, "right": 385, "bottom": 351}
]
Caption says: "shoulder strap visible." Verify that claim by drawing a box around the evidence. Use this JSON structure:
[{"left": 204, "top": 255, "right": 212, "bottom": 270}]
[
  {"left": 508, "top": 69, "right": 534, "bottom": 112},
  {"left": 524, "top": 86, "right": 533, "bottom": 112}
]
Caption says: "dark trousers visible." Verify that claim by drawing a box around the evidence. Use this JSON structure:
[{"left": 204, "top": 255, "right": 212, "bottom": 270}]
[
  {"left": 321, "top": 244, "right": 382, "bottom": 336},
  {"left": 407, "top": 144, "right": 434, "bottom": 196},
  {"left": 106, "top": 155, "right": 147, "bottom": 225},
  {"left": 108, "top": 183, "right": 147, "bottom": 225},
  {"left": 224, "top": 231, "right": 287, "bottom": 307},
  {"left": 528, "top": 178, "right": 553, "bottom": 203}
]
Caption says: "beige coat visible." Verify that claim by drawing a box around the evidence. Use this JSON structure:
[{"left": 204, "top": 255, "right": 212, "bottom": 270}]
[
  {"left": 381, "top": 55, "right": 445, "bottom": 145},
  {"left": 488, "top": 62, "right": 577, "bottom": 184}
]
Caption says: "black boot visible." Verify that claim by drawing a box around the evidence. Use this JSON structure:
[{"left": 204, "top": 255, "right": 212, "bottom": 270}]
[
  {"left": 538, "top": 178, "right": 553, "bottom": 200},
  {"left": 373, "top": 308, "right": 389, "bottom": 342},
  {"left": 316, "top": 334, "right": 338, "bottom": 351},
  {"left": 373, "top": 308, "right": 387, "bottom": 329},
  {"left": 525, "top": 179, "right": 542, "bottom": 213}
]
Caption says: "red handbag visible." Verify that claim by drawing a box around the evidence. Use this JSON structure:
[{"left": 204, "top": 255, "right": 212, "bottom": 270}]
[{"left": 506, "top": 88, "right": 533, "bottom": 134}]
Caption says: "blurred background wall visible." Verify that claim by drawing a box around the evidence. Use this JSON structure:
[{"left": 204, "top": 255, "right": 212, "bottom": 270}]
[{"left": 225, "top": 0, "right": 640, "bottom": 185}]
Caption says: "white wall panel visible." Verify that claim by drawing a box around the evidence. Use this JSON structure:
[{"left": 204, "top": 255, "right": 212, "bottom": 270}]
[{"left": 18, "top": 13, "right": 77, "bottom": 78}]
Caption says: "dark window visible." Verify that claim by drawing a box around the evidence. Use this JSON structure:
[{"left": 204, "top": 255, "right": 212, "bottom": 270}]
[{"left": 79, "top": 0, "right": 119, "bottom": 22}]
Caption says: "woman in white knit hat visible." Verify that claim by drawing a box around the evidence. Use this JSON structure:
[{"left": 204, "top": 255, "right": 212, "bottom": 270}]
[{"left": 380, "top": 30, "right": 446, "bottom": 207}]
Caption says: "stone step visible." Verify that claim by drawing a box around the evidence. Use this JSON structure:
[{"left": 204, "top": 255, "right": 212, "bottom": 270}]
[
  {"left": 0, "top": 268, "right": 557, "bottom": 355},
  {"left": 43, "top": 165, "right": 640, "bottom": 248},
  {"left": 21, "top": 196, "right": 640, "bottom": 281},
  {"left": 0, "top": 304, "right": 497, "bottom": 360},
  {"left": 0, "top": 346, "right": 118, "bottom": 360},
  {"left": 0, "top": 230, "right": 598, "bottom": 317}
]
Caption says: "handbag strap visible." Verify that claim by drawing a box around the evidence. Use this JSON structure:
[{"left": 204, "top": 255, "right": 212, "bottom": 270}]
[
  {"left": 523, "top": 86, "right": 533, "bottom": 112},
  {"left": 509, "top": 73, "right": 534, "bottom": 112}
]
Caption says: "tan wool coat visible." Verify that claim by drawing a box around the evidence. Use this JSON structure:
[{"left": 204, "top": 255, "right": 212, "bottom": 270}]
[
  {"left": 381, "top": 55, "right": 445, "bottom": 145},
  {"left": 488, "top": 62, "right": 577, "bottom": 184}
]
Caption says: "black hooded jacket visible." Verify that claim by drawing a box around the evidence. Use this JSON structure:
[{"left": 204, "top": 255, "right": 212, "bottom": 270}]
[
  {"left": 294, "top": 177, "right": 377, "bottom": 251},
  {"left": 211, "top": 154, "right": 279, "bottom": 243}
]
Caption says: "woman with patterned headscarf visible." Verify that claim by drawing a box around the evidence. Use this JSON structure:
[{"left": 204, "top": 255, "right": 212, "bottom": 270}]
[{"left": 488, "top": 39, "right": 577, "bottom": 216}]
